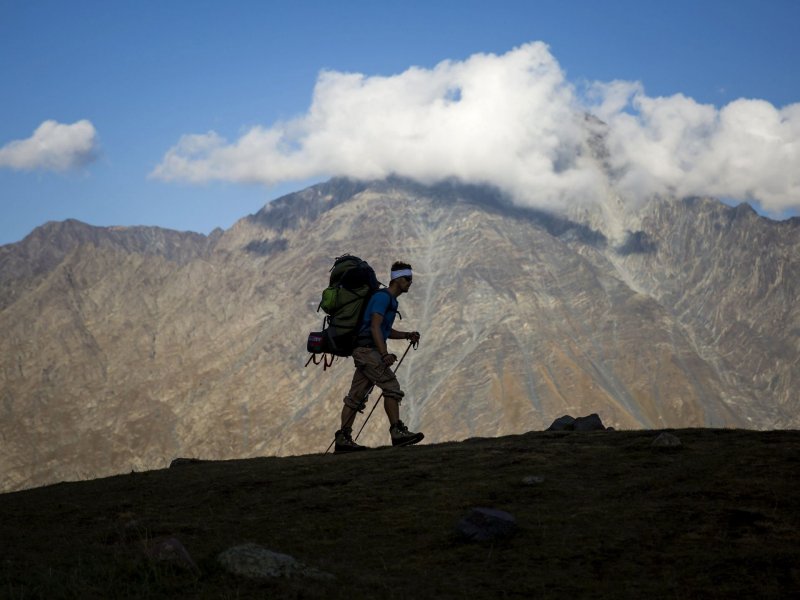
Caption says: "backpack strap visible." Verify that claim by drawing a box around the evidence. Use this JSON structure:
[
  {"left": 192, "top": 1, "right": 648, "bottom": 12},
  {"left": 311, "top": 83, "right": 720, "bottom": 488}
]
[
  {"left": 368, "top": 288, "right": 400, "bottom": 320},
  {"left": 305, "top": 352, "right": 336, "bottom": 370},
  {"left": 374, "top": 288, "right": 401, "bottom": 320}
]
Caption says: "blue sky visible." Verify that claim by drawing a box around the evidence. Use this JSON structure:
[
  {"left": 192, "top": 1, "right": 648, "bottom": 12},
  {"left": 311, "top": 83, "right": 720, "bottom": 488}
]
[{"left": 1, "top": 0, "right": 799, "bottom": 245}]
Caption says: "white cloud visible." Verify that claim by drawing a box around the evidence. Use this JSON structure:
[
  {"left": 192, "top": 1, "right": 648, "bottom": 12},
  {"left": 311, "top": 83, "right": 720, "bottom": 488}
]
[
  {"left": 152, "top": 42, "right": 800, "bottom": 215},
  {"left": 0, "top": 119, "right": 99, "bottom": 172},
  {"left": 595, "top": 88, "right": 800, "bottom": 213}
]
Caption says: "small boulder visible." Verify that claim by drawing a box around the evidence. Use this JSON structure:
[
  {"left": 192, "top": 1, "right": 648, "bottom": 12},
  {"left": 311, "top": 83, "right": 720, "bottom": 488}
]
[
  {"left": 147, "top": 537, "right": 200, "bottom": 574},
  {"left": 217, "top": 543, "right": 334, "bottom": 581},
  {"left": 546, "top": 415, "right": 576, "bottom": 431},
  {"left": 574, "top": 414, "right": 606, "bottom": 431},
  {"left": 652, "top": 432, "right": 682, "bottom": 448},
  {"left": 455, "top": 508, "right": 517, "bottom": 542},
  {"left": 546, "top": 414, "right": 607, "bottom": 431},
  {"left": 521, "top": 475, "right": 545, "bottom": 486}
]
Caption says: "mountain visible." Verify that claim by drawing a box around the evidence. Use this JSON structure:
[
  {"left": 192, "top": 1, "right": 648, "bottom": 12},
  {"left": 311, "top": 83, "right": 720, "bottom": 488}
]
[{"left": 1, "top": 178, "right": 798, "bottom": 492}]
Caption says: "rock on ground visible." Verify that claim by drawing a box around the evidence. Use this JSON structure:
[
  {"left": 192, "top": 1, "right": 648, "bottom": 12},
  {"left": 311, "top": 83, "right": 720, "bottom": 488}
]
[
  {"left": 652, "top": 432, "right": 682, "bottom": 447},
  {"left": 455, "top": 508, "right": 517, "bottom": 542},
  {"left": 546, "top": 414, "right": 607, "bottom": 431},
  {"left": 217, "top": 543, "right": 334, "bottom": 581}
]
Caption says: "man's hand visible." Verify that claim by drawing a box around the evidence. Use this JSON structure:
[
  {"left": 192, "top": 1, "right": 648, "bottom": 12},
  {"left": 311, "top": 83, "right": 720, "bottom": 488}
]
[
  {"left": 406, "top": 331, "right": 421, "bottom": 344},
  {"left": 382, "top": 353, "right": 398, "bottom": 367}
]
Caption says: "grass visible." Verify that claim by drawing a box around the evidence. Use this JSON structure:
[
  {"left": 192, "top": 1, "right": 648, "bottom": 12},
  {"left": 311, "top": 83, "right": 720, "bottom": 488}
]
[{"left": 1, "top": 428, "right": 799, "bottom": 599}]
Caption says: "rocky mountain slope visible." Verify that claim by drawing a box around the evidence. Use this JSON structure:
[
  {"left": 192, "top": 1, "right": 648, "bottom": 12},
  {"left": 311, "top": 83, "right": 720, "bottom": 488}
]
[{"left": 1, "top": 178, "right": 798, "bottom": 491}]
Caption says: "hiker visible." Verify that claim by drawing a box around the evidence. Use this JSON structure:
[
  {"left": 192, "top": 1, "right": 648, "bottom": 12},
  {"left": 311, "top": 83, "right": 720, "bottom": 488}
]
[{"left": 334, "top": 261, "right": 424, "bottom": 452}]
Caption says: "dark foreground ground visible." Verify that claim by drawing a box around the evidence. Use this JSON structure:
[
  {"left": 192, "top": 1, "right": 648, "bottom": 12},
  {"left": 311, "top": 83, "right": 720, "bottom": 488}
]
[{"left": 1, "top": 429, "right": 799, "bottom": 599}]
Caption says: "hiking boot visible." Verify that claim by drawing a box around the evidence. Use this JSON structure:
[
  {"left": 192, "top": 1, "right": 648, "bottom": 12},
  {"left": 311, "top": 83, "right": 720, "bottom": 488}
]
[
  {"left": 389, "top": 420, "right": 424, "bottom": 447},
  {"left": 334, "top": 428, "right": 368, "bottom": 453}
]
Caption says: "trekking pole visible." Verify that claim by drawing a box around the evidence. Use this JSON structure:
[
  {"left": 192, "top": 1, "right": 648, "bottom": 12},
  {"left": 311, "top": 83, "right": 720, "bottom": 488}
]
[{"left": 353, "top": 340, "right": 416, "bottom": 443}]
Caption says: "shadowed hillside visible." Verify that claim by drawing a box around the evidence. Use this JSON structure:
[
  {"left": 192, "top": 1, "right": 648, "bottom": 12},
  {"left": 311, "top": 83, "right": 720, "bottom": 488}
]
[{"left": 2, "top": 429, "right": 798, "bottom": 599}]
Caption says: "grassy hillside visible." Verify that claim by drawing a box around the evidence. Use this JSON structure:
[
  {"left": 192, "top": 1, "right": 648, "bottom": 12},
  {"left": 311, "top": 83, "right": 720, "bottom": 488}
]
[{"left": 2, "top": 429, "right": 798, "bottom": 599}]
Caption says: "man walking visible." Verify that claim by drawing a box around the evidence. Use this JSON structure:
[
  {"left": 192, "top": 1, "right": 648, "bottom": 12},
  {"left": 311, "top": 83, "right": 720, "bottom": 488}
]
[{"left": 334, "top": 261, "right": 424, "bottom": 452}]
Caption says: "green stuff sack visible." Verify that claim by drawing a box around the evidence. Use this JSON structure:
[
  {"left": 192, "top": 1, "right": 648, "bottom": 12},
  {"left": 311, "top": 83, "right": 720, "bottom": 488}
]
[{"left": 319, "top": 286, "right": 338, "bottom": 315}]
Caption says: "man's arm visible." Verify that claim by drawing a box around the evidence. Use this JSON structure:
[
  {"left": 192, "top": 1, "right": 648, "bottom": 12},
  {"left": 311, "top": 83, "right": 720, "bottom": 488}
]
[
  {"left": 390, "top": 328, "right": 420, "bottom": 343},
  {"left": 370, "top": 313, "right": 395, "bottom": 366}
]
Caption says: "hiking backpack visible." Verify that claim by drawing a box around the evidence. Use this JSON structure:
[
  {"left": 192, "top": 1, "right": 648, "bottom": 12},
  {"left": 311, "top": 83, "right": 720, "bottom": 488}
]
[{"left": 306, "top": 254, "right": 382, "bottom": 368}]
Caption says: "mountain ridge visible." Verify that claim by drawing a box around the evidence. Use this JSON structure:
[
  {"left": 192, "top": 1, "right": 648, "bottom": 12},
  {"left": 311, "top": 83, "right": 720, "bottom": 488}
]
[{"left": 1, "top": 177, "right": 798, "bottom": 492}]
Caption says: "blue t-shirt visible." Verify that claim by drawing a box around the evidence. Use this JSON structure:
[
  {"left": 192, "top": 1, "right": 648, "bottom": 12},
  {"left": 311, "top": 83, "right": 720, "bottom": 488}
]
[{"left": 358, "top": 290, "right": 398, "bottom": 344}]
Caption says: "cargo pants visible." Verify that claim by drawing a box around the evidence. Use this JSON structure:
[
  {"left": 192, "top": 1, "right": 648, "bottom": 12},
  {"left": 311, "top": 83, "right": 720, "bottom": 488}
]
[{"left": 343, "top": 346, "right": 405, "bottom": 411}]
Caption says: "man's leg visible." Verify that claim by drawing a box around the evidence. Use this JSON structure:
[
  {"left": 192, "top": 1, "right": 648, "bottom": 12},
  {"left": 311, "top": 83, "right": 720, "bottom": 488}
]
[
  {"left": 341, "top": 365, "right": 372, "bottom": 429},
  {"left": 333, "top": 364, "right": 374, "bottom": 452},
  {"left": 384, "top": 396, "right": 400, "bottom": 425},
  {"left": 351, "top": 348, "right": 423, "bottom": 447},
  {"left": 340, "top": 404, "right": 357, "bottom": 432},
  {"left": 352, "top": 349, "right": 404, "bottom": 424}
]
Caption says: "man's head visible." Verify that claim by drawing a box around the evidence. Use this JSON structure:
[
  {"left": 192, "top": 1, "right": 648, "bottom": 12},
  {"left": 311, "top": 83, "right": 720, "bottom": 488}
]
[{"left": 389, "top": 261, "right": 413, "bottom": 295}]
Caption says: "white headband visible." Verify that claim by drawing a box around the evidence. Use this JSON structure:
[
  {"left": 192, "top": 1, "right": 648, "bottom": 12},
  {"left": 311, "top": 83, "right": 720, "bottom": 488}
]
[{"left": 390, "top": 268, "right": 413, "bottom": 281}]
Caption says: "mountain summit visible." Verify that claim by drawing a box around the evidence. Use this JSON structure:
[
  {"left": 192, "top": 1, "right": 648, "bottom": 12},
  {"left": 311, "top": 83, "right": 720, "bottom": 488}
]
[{"left": 1, "top": 178, "right": 798, "bottom": 491}]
